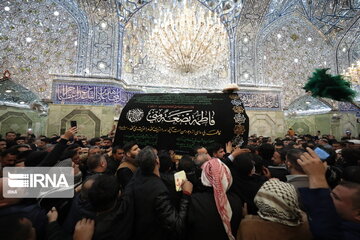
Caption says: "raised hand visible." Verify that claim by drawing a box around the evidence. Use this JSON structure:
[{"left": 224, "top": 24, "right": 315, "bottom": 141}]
[
  {"left": 225, "top": 141, "right": 233, "bottom": 154},
  {"left": 47, "top": 207, "right": 58, "bottom": 223},
  {"left": 297, "top": 147, "right": 328, "bottom": 188},
  {"left": 231, "top": 147, "right": 251, "bottom": 158},
  {"left": 62, "top": 127, "right": 77, "bottom": 140},
  {"left": 73, "top": 218, "right": 95, "bottom": 240},
  {"left": 181, "top": 180, "right": 193, "bottom": 194}
]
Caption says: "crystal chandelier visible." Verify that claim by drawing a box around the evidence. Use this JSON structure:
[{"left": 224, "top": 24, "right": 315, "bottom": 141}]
[
  {"left": 146, "top": 0, "right": 228, "bottom": 75},
  {"left": 343, "top": 60, "right": 360, "bottom": 85}
]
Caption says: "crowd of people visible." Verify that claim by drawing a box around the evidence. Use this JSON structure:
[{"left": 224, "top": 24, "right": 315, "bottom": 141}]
[{"left": 0, "top": 127, "right": 359, "bottom": 240}]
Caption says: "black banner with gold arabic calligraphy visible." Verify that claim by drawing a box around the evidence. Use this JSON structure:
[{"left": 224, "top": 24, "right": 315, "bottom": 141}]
[{"left": 114, "top": 93, "right": 249, "bottom": 154}]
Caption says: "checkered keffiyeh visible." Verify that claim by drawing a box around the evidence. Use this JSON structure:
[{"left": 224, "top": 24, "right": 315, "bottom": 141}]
[
  {"left": 201, "top": 158, "right": 234, "bottom": 240},
  {"left": 254, "top": 179, "right": 302, "bottom": 226}
]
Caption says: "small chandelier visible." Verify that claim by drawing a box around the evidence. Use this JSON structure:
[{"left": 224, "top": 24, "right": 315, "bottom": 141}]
[{"left": 343, "top": 60, "right": 360, "bottom": 85}]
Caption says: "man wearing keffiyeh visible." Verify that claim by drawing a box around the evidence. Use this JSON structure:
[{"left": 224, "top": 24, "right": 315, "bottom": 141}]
[
  {"left": 186, "top": 158, "right": 242, "bottom": 240},
  {"left": 237, "top": 179, "right": 312, "bottom": 240}
]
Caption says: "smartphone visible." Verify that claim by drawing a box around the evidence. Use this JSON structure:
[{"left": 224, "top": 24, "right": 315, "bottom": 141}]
[
  {"left": 70, "top": 121, "right": 77, "bottom": 128},
  {"left": 314, "top": 147, "right": 330, "bottom": 160}
]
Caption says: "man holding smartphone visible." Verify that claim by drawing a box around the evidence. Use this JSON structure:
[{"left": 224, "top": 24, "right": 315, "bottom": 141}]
[{"left": 297, "top": 148, "right": 360, "bottom": 240}]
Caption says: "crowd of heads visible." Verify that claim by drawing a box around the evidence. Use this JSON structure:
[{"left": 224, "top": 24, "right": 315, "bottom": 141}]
[{"left": 0, "top": 127, "right": 359, "bottom": 240}]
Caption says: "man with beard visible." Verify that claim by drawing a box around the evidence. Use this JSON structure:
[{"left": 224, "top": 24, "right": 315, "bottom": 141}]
[{"left": 116, "top": 142, "right": 141, "bottom": 189}]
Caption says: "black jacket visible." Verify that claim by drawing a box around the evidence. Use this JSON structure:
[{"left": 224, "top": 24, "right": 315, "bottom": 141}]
[
  {"left": 38, "top": 138, "right": 69, "bottom": 166},
  {"left": 222, "top": 155, "right": 266, "bottom": 215},
  {"left": 230, "top": 174, "right": 265, "bottom": 215},
  {"left": 62, "top": 192, "right": 96, "bottom": 234},
  {"left": 160, "top": 172, "right": 183, "bottom": 209},
  {"left": 116, "top": 167, "right": 133, "bottom": 189},
  {"left": 268, "top": 165, "right": 289, "bottom": 182},
  {"left": 128, "top": 170, "right": 190, "bottom": 240},
  {"left": 186, "top": 187, "right": 242, "bottom": 240},
  {"left": 105, "top": 155, "right": 121, "bottom": 175}
]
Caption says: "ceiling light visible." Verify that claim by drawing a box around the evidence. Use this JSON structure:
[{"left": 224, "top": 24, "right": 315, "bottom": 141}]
[
  {"left": 243, "top": 37, "right": 248, "bottom": 43},
  {"left": 277, "top": 34, "right": 281, "bottom": 39},
  {"left": 342, "top": 48, "right": 346, "bottom": 52},
  {"left": 294, "top": 58, "right": 299, "bottom": 63},
  {"left": 19, "top": 101, "right": 25, "bottom": 104},
  {"left": 307, "top": 37, "right": 312, "bottom": 41},
  {"left": 98, "top": 62, "right": 106, "bottom": 69},
  {"left": 101, "top": 22, "right": 107, "bottom": 29},
  {"left": 25, "top": 37, "right": 32, "bottom": 42},
  {"left": 54, "top": 11, "right": 59, "bottom": 16},
  {"left": 4, "top": 6, "right": 10, "bottom": 11},
  {"left": 5, "top": 89, "right": 12, "bottom": 93}
]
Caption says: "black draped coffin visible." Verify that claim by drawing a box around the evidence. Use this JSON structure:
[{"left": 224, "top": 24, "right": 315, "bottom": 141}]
[{"left": 114, "top": 93, "right": 249, "bottom": 154}]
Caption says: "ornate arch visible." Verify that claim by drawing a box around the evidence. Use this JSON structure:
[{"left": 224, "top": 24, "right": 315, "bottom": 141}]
[
  {"left": 60, "top": 109, "right": 100, "bottom": 137},
  {"left": 0, "top": 112, "right": 32, "bottom": 128},
  {"left": 52, "top": 0, "right": 89, "bottom": 74},
  {"left": 256, "top": 13, "right": 333, "bottom": 107},
  {"left": 335, "top": 14, "right": 360, "bottom": 74}
]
